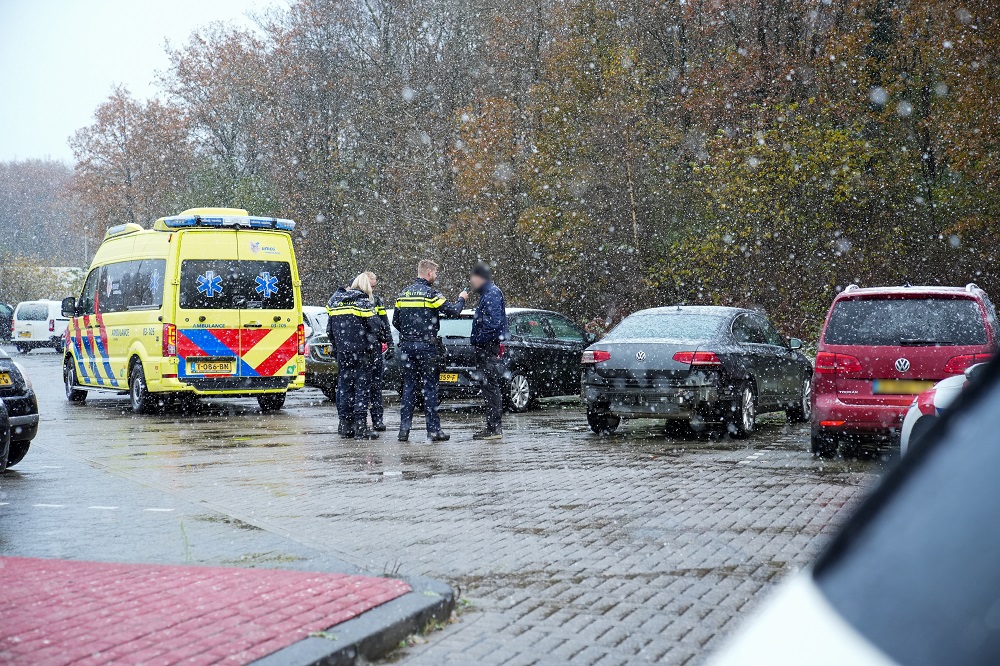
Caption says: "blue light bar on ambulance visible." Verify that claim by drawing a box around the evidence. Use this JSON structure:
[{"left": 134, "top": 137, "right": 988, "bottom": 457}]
[{"left": 158, "top": 215, "right": 296, "bottom": 231}]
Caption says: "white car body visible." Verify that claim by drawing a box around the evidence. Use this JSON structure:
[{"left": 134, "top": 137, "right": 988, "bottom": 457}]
[
  {"left": 11, "top": 300, "right": 68, "bottom": 352},
  {"left": 899, "top": 367, "right": 981, "bottom": 455}
]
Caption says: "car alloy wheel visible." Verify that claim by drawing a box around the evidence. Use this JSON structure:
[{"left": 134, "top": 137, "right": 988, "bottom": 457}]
[
  {"left": 730, "top": 383, "right": 756, "bottom": 438},
  {"left": 741, "top": 386, "right": 755, "bottom": 432},
  {"left": 798, "top": 379, "right": 812, "bottom": 419},
  {"left": 787, "top": 377, "right": 811, "bottom": 423},
  {"left": 508, "top": 374, "right": 531, "bottom": 413}
]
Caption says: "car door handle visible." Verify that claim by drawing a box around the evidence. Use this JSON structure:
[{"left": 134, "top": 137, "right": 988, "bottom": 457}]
[{"left": 244, "top": 322, "right": 263, "bottom": 329}]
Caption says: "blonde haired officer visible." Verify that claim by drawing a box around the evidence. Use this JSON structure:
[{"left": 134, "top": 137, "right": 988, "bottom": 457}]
[
  {"left": 327, "top": 273, "right": 382, "bottom": 440},
  {"left": 392, "top": 260, "right": 468, "bottom": 442}
]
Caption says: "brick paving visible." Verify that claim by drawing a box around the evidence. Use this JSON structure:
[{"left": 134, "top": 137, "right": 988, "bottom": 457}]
[
  {"left": 3, "top": 351, "right": 884, "bottom": 665},
  {"left": 0, "top": 556, "right": 410, "bottom": 665}
]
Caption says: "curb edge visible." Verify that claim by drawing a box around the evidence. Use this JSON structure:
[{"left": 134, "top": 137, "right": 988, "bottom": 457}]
[{"left": 250, "top": 575, "right": 455, "bottom": 666}]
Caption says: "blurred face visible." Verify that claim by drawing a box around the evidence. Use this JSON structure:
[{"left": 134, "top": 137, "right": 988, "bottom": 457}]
[
  {"left": 469, "top": 274, "right": 486, "bottom": 290},
  {"left": 370, "top": 277, "right": 378, "bottom": 291},
  {"left": 423, "top": 266, "right": 438, "bottom": 284}
]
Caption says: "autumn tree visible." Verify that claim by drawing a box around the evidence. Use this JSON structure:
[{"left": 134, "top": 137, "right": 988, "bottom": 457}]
[{"left": 69, "top": 87, "right": 192, "bottom": 251}]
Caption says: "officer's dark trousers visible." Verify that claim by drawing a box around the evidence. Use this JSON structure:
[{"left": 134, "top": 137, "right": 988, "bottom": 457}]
[
  {"left": 399, "top": 341, "right": 440, "bottom": 434},
  {"left": 475, "top": 342, "right": 504, "bottom": 432},
  {"left": 336, "top": 352, "right": 372, "bottom": 425},
  {"left": 370, "top": 354, "right": 385, "bottom": 424}
]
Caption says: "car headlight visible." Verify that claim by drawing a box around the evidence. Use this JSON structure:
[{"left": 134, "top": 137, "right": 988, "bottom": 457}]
[{"left": 13, "top": 362, "right": 32, "bottom": 390}]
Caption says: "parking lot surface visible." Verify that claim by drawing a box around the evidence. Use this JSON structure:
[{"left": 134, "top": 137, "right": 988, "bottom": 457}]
[{"left": 0, "top": 349, "right": 883, "bottom": 664}]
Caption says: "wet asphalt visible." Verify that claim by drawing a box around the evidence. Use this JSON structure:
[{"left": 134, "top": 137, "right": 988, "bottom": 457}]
[{"left": 0, "top": 348, "right": 886, "bottom": 664}]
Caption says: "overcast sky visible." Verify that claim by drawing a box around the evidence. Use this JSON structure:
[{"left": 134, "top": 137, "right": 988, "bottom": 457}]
[{"left": 0, "top": 0, "right": 281, "bottom": 164}]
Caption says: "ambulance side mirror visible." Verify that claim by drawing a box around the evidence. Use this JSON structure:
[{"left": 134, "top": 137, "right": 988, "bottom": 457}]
[{"left": 61, "top": 296, "right": 77, "bottom": 318}]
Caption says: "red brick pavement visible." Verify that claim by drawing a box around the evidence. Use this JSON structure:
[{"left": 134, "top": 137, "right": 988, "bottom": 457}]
[{"left": 0, "top": 557, "right": 411, "bottom": 665}]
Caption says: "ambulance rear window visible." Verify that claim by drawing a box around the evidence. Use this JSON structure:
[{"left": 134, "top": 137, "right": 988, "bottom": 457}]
[
  {"left": 238, "top": 261, "right": 294, "bottom": 310},
  {"left": 179, "top": 260, "right": 294, "bottom": 310}
]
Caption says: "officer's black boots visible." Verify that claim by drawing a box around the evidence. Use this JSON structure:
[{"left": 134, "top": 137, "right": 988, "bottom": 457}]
[
  {"left": 428, "top": 431, "right": 451, "bottom": 442},
  {"left": 372, "top": 420, "right": 387, "bottom": 432},
  {"left": 398, "top": 429, "right": 410, "bottom": 442},
  {"left": 473, "top": 429, "right": 503, "bottom": 441},
  {"left": 338, "top": 421, "right": 354, "bottom": 438},
  {"left": 353, "top": 419, "right": 380, "bottom": 440}
]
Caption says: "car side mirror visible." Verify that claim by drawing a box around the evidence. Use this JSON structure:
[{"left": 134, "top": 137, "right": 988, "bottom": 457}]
[
  {"left": 61, "top": 296, "right": 77, "bottom": 318},
  {"left": 585, "top": 332, "right": 597, "bottom": 344},
  {"left": 788, "top": 337, "right": 803, "bottom": 350}
]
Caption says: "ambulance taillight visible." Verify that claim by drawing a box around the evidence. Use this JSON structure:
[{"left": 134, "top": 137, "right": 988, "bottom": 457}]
[
  {"left": 297, "top": 324, "right": 306, "bottom": 355},
  {"left": 163, "top": 323, "right": 178, "bottom": 357}
]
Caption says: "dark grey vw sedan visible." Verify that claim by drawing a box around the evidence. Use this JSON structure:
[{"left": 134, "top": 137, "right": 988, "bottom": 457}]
[{"left": 582, "top": 306, "right": 812, "bottom": 437}]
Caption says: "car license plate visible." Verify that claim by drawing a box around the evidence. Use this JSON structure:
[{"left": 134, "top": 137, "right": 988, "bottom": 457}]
[
  {"left": 0, "top": 373, "right": 11, "bottom": 386},
  {"left": 872, "top": 379, "right": 934, "bottom": 395},
  {"left": 439, "top": 373, "right": 459, "bottom": 383},
  {"left": 192, "top": 360, "right": 235, "bottom": 374},
  {"left": 18, "top": 331, "right": 30, "bottom": 338}
]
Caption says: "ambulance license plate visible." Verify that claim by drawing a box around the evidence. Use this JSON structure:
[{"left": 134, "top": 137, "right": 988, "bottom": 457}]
[
  {"left": 192, "top": 360, "right": 236, "bottom": 374},
  {"left": 0, "top": 373, "right": 11, "bottom": 386},
  {"left": 439, "top": 373, "right": 459, "bottom": 383},
  {"left": 18, "top": 331, "right": 30, "bottom": 338}
]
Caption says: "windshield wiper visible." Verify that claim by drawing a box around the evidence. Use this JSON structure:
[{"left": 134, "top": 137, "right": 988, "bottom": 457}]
[{"left": 899, "top": 338, "right": 952, "bottom": 346}]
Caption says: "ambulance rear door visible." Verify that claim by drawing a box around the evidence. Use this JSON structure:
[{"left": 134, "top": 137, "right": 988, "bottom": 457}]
[{"left": 235, "top": 231, "right": 300, "bottom": 381}]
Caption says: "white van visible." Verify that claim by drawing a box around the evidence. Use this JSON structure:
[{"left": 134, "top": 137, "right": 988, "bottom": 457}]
[{"left": 12, "top": 300, "right": 68, "bottom": 353}]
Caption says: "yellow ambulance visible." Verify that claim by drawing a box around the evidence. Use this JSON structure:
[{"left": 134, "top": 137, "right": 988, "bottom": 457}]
[{"left": 61, "top": 208, "right": 305, "bottom": 413}]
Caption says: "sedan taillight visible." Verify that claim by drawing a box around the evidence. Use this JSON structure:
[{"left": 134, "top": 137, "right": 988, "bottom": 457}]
[
  {"left": 672, "top": 351, "right": 722, "bottom": 366},
  {"left": 582, "top": 350, "right": 611, "bottom": 364}
]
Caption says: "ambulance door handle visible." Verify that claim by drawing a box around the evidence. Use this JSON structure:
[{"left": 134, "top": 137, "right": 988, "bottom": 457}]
[{"left": 244, "top": 322, "right": 263, "bottom": 329}]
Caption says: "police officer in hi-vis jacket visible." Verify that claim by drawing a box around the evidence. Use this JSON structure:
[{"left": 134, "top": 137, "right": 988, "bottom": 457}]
[
  {"left": 392, "top": 259, "right": 467, "bottom": 442},
  {"left": 327, "top": 273, "right": 383, "bottom": 440}
]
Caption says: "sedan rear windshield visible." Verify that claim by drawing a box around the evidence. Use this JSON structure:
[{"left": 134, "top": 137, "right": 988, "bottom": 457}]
[
  {"left": 604, "top": 313, "right": 725, "bottom": 341},
  {"left": 825, "top": 297, "right": 988, "bottom": 346},
  {"left": 16, "top": 303, "right": 48, "bottom": 321}
]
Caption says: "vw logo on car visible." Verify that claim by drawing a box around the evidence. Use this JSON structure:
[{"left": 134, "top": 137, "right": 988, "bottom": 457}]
[
  {"left": 635, "top": 351, "right": 646, "bottom": 361},
  {"left": 895, "top": 357, "right": 911, "bottom": 373}
]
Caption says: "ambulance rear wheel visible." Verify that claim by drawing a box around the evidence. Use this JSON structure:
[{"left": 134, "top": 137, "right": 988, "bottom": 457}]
[
  {"left": 129, "top": 362, "right": 157, "bottom": 415},
  {"left": 258, "top": 393, "right": 286, "bottom": 412},
  {"left": 63, "top": 358, "right": 87, "bottom": 403}
]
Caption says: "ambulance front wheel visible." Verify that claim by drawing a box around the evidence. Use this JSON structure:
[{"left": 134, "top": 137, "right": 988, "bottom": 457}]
[
  {"left": 258, "top": 392, "right": 286, "bottom": 412},
  {"left": 129, "top": 361, "right": 158, "bottom": 415}
]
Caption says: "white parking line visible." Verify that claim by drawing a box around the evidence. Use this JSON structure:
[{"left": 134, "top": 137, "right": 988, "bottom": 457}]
[
  {"left": 88, "top": 506, "right": 119, "bottom": 510},
  {"left": 144, "top": 508, "right": 174, "bottom": 512},
  {"left": 33, "top": 503, "right": 65, "bottom": 508}
]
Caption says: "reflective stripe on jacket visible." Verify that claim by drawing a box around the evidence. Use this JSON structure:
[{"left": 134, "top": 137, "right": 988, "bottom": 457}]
[
  {"left": 326, "top": 287, "right": 380, "bottom": 357},
  {"left": 392, "top": 278, "right": 466, "bottom": 344}
]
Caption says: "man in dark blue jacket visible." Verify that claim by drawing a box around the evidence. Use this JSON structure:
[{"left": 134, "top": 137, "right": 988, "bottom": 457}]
[
  {"left": 393, "top": 259, "right": 467, "bottom": 442},
  {"left": 469, "top": 262, "right": 508, "bottom": 440}
]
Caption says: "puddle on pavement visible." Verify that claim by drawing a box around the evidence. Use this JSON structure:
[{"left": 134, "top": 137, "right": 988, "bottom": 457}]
[{"left": 192, "top": 514, "right": 263, "bottom": 531}]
